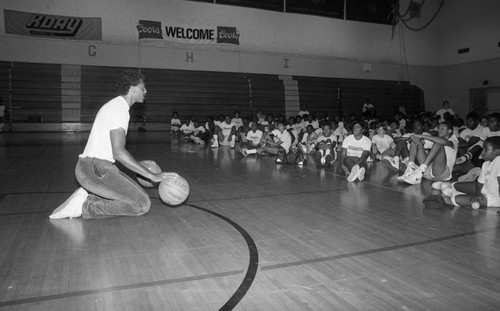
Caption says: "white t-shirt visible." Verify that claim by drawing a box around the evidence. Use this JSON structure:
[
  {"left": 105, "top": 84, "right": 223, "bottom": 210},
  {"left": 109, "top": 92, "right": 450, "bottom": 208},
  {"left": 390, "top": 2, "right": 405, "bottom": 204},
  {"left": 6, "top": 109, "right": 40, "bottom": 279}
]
[
  {"left": 436, "top": 108, "right": 455, "bottom": 122},
  {"left": 291, "top": 122, "right": 305, "bottom": 134},
  {"left": 231, "top": 117, "right": 243, "bottom": 129},
  {"left": 460, "top": 125, "right": 484, "bottom": 141},
  {"left": 460, "top": 125, "right": 485, "bottom": 149},
  {"left": 271, "top": 129, "right": 292, "bottom": 153},
  {"left": 219, "top": 122, "right": 236, "bottom": 136},
  {"left": 301, "top": 131, "right": 318, "bottom": 144},
  {"left": 298, "top": 110, "right": 309, "bottom": 117},
  {"left": 342, "top": 134, "right": 372, "bottom": 158},
  {"left": 478, "top": 156, "right": 500, "bottom": 206},
  {"left": 482, "top": 127, "right": 500, "bottom": 139},
  {"left": 333, "top": 127, "right": 348, "bottom": 142},
  {"left": 180, "top": 123, "right": 195, "bottom": 134},
  {"left": 246, "top": 129, "right": 263, "bottom": 146},
  {"left": 371, "top": 134, "right": 393, "bottom": 153},
  {"left": 316, "top": 133, "right": 337, "bottom": 145},
  {"left": 80, "top": 96, "right": 129, "bottom": 163},
  {"left": 304, "top": 120, "right": 319, "bottom": 129},
  {"left": 170, "top": 118, "right": 181, "bottom": 129}
]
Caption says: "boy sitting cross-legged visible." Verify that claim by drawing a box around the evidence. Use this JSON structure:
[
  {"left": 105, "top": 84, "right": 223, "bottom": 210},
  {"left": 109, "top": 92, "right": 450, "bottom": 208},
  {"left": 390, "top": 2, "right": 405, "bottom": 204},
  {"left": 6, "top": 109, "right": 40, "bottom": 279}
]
[
  {"left": 399, "top": 120, "right": 458, "bottom": 185},
  {"left": 238, "top": 122, "right": 264, "bottom": 156},
  {"left": 314, "top": 123, "right": 337, "bottom": 167},
  {"left": 340, "top": 121, "right": 372, "bottom": 182}
]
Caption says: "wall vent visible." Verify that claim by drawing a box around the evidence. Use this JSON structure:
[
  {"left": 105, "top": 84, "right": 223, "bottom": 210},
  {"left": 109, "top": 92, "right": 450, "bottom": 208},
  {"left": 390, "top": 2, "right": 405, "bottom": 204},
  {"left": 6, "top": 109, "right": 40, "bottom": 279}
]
[{"left": 458, "top": 48, "right": 470, "bottom": 54}]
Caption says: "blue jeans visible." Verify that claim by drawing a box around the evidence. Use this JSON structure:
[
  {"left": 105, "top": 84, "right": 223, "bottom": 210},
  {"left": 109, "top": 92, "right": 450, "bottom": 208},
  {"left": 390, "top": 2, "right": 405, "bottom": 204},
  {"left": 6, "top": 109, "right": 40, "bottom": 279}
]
[{"left": 75, "top": 157, "right": 151, "bottom": 219}]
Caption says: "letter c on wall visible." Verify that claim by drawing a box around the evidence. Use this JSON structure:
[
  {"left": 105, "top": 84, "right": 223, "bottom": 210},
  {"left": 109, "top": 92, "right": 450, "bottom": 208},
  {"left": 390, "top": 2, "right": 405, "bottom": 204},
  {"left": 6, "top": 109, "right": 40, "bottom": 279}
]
[{"left": 88, "top": 45, "right": 96, "bottom": 57}]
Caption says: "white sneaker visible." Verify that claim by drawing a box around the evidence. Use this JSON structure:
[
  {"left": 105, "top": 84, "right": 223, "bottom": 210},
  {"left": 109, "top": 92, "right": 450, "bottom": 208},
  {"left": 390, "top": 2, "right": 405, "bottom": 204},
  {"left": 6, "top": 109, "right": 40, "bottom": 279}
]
[
  {"left": 211, "top": 140, "right": 219, "bottom": 148},
  {"left": 431, "top": 181, "right": 444, "bottom": 190},
  {"left": 347, "top": 165, "right": 360, "bottom": 182},
  {"left": 397, "top": 164, "right": 415, "bottom": 181},
  {"left": 440, "top": 182, "right": 453, "bottom": 192},
  {"left": 358, "top": 167, "right": 366, "bottom": 181},
  {"left": 320, "top": 156, "right": 326, "bottom": 165},
  {"left": 403, "top": 169, "right": 423, "bottom": 185},
  {"left": 49, "top": 187, "right": 88, "bottom": 219}
]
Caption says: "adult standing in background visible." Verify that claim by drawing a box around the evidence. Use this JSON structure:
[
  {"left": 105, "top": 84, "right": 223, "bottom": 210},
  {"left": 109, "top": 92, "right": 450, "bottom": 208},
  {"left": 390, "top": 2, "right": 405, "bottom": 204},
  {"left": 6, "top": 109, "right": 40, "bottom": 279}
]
[{"left": 435, "top": 101, "right": 455, "bottom": 123}]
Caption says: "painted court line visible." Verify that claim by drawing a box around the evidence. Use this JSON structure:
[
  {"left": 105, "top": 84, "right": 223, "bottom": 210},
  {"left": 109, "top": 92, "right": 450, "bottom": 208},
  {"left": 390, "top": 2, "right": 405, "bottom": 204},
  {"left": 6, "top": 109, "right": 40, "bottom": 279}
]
[
  {"left": 260, "top": 224, "right": 500, "bottom": 271},
  {"left": 0, "top": 270, "right": 244, "bottom": 308}
]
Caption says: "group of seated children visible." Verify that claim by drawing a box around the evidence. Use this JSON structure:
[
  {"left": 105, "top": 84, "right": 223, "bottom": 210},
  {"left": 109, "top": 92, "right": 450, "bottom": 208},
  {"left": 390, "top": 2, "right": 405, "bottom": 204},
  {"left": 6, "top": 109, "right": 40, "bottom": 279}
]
[{"left": 170, "top": 109, "right": 500, "bottom": 209}]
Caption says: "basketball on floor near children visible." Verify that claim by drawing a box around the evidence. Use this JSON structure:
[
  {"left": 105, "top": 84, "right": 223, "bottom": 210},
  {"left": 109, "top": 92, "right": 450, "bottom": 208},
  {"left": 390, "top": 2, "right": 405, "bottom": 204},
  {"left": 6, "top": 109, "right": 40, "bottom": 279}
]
[
  {"left": 159, "top": 175, "right": 190, "bottom": 206},
  {"left": 137, "top": 160, "right": 162, "bottom": 187}
]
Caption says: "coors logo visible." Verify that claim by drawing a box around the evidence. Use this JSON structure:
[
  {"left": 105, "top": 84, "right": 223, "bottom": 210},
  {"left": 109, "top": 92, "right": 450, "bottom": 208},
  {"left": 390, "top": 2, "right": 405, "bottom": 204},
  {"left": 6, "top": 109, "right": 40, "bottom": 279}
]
[
  {"left": 26, "top": 14, "right": 83, "bottom": 37},
  {"left": 137, "top": 20, "right": 163, "bottom": 39},
  {"left": 217, "top": 26, "right": 240, "bottom": 45}
]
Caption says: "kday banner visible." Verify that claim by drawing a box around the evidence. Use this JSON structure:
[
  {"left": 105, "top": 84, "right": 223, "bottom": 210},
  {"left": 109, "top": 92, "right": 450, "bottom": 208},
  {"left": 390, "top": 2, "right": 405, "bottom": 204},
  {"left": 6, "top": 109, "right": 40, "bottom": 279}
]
[
  {"left": 4, "top": 10, "right": 102, "bottom": 40},
  {"left": 137, "top": 20, "right": 239, "bottom": 45}
]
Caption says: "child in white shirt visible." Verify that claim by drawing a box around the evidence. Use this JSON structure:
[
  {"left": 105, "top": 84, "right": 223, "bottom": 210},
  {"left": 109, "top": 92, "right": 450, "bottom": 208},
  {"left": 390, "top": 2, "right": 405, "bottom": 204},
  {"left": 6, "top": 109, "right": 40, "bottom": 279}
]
[{"left": 170, "top": 112, "right": 181, "bottom": 136}]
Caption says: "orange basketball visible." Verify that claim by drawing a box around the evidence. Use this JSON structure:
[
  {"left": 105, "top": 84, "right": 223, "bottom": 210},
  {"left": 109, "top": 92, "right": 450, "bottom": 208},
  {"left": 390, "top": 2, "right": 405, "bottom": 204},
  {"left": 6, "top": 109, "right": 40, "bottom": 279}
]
[
  {"left": 158, "top": 175, "right": 190, "bottom": 206},
  {"left": 137, "top": 160, "right": 162, "bottom": 187}
]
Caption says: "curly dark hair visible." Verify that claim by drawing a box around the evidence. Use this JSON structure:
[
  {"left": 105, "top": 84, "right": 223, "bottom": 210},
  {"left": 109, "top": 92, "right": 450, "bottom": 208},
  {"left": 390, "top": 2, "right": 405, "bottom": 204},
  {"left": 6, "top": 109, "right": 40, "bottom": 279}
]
[{"left": 116, "top": 70, "right": 145, "bottom": 95}]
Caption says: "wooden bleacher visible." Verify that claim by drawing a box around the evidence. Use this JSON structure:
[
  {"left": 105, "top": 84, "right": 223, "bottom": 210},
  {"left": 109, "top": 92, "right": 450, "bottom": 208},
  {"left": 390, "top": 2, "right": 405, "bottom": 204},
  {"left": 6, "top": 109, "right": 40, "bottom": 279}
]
[{"left": 0, "top": 61, "right": 423, "bottom": 132}]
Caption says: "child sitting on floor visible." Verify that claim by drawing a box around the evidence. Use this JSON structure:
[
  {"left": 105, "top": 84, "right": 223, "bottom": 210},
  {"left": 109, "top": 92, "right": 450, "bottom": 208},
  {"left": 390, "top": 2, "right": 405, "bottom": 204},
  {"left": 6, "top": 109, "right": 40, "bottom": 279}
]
[
  {"left": 399, "top": 120, "right": 458, "bottom": 185},
  {"left": 340, "top": 121, "right": 372, "bottom": 182},
  {"left": 315, "top": 123, "right": 337, "bottom": 167},
  {"left": 371, "top": 125, "right": 394, "bottom": 161},
  {"left": 433, "top": 137, "right": 500, "bottom": 209},
  {"left": 170, "top": 111, "right": 181, "bottom": 136}
]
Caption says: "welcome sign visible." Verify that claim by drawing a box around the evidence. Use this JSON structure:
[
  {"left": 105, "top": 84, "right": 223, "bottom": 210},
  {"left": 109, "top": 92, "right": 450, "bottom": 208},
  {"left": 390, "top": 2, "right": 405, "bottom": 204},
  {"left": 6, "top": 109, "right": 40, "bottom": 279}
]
[{"left": 137, "top": 20, "right": 240, "bottom": 45}]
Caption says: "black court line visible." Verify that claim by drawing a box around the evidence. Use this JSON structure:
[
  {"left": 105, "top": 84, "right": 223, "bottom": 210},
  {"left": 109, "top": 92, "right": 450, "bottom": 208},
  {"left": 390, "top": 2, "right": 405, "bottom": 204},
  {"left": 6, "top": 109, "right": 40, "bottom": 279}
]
[
  {"left": 260, "top": 224, "right": 500, "bottom": 271},
  {"left": 186, "top": 203, "right": 259, "bottom": 311},
  {"left": 0, "top": 202, "right": 259, "bottom": 310},
  {"left": 0, "top": 270, "right": 244, "bottom": 308}
]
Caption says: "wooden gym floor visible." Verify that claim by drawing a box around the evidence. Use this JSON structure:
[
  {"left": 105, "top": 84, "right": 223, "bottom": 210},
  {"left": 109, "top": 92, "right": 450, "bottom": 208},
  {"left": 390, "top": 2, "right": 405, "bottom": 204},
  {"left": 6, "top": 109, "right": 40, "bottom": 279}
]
[{"left": 0, "top": 132, "right": 499, "bottom": 311}]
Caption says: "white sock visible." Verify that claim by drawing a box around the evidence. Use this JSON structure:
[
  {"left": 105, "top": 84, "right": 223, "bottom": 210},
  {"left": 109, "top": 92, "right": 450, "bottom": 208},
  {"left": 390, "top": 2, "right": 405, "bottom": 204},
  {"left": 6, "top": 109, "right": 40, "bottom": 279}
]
[{"left": 418, "top": 164, "right": 428, "bottom": 172}]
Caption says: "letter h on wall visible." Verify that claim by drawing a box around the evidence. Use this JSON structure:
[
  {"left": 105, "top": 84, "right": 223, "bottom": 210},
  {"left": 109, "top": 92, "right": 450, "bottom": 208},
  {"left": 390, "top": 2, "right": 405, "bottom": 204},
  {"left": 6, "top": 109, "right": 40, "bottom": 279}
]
[{"left": 186, "top": 52, "right": 194, "bottom": 63}]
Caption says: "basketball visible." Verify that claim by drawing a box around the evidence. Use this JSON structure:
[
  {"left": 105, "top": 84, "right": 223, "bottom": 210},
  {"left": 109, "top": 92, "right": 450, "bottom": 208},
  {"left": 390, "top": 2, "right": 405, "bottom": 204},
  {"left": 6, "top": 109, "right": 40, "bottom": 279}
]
[
  {"left": 137, "top": 160, "right": 162, "bottom": 187},
  {"left": 158, "top": 175, "right": 190, "bottom": 206}
]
